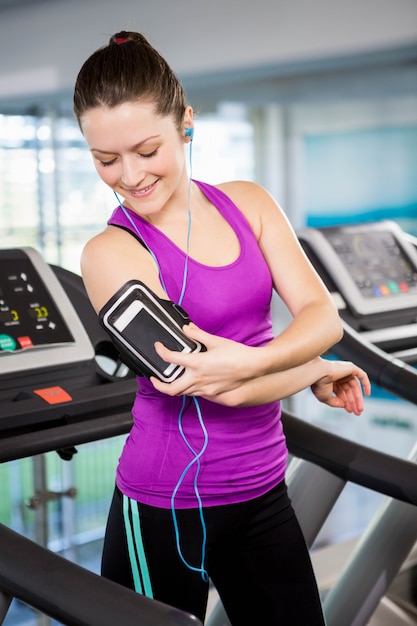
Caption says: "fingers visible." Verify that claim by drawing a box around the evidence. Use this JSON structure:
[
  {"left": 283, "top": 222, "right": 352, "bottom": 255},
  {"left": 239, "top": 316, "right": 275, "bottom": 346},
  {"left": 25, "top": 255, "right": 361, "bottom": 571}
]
[
  {"left": 150, "top": 340, "right": 198, "bottom": 396},
  {"left": 357, "top": 368, "right": 372, "bottom": 397},
  {"left": 154, "top": 340, "right": 180, "bottom": 363},
  {"left": 329, "top": 362, "right": 372, "bottom": 415},
  {"left": 182, "top": 322, "right": 211, "bottom": 345},
  {"left": 336, "top": 376, "right": 366, "bottom": 415},
  {"left": 344, "top": 367, "right": 371, "bottom": 415},
  {"left": 181, "top": 321, "right": 203, "bottom": 337},
  {"left": 317, "top": 362, "right": 371, "bottom": 415},
  {"left": 153, "top": 323, "right": 212, "bottom": 368},
  {"left": 153, "top": 340, "right": 194, "bottom": 369},
  {"left": 150, "top": 375, "right": 181, "bottom": 396}
]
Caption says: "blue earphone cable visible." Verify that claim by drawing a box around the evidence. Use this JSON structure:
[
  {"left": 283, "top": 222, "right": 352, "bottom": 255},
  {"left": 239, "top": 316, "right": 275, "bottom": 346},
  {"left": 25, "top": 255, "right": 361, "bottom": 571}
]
[
  {"left": 171, "top": 395, "right": 209, "bottom": 581},
  {"left": 113, "top": 138, "right": 193, "bottom": 306},
  {"left": 113, "top": 137, "right": 208, "bottom": 580},
  {"left": 112, "top": 191, "right": 170, "bottom": 296},
  {"left": 177, "top": 138, "right": 193, "bottom": 306}
]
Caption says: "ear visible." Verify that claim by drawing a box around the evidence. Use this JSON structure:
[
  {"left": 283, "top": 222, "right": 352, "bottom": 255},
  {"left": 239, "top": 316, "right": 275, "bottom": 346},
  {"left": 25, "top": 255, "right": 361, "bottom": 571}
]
[{"left": 183, "top": 105, "right": 194, "bottom": 142}]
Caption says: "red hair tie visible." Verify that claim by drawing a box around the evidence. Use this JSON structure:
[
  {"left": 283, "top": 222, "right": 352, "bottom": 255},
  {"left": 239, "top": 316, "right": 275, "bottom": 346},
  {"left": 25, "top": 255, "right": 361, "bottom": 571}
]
[{"left": 115, "top": 37, "right": 129, "bottom": 45}]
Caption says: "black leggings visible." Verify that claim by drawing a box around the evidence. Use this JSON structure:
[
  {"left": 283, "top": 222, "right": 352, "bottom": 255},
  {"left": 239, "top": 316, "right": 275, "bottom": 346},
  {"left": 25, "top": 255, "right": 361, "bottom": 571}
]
[{"left": 101, "top": 482, "right": 325, "bottom": 625}]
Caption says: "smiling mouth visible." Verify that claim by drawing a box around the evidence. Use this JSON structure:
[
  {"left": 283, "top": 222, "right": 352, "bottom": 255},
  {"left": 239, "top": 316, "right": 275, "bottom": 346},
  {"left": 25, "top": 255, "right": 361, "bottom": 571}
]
[{"left": 126, "top": 180, "right": 159, "bottom": 196}]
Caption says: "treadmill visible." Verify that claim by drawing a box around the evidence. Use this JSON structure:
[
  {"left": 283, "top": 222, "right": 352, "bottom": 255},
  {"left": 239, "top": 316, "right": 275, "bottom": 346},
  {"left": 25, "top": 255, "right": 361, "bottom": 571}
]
[
  {"left": 298, "top": 219, "right": 417, "bottom": 404},
  {"left": 0, "top": 247, "right": 137, "bottom": 459},
  {"left": 297, "top": 220, "right": 417, "bottom": 626},
  {"left": 2, "top": 237, "right": 417, "bottom": 625},
  {"left": 208, "top": 220, "right": 417, "bottom": 626}
]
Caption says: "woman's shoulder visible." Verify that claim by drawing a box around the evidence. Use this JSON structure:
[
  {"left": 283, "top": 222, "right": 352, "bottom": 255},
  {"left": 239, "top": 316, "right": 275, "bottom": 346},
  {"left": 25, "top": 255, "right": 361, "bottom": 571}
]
[
  {"left": 215, "top": 179, "right": 267, "bottom": 200},
  {"left": 215, "top": 180, "right": 279, "bottom": 214},
  {"left": 81, "top": 226, "right": 161, "bottom": 310},
  {"left": 82, "top": 225, "right": 135, "bottom": 260},
  {"left": 213, "top": 180, "right": 282, "bottom": 238}
]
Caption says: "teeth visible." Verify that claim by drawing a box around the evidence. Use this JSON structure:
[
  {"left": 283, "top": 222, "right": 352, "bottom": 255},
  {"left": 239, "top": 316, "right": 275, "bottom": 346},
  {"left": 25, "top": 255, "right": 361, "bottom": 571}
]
[
  {"left": 125, "top": 181, "right": 156, "bottom": 196},
  {"left": 136, "top": 183, "right": 153, "bottom": 194}
]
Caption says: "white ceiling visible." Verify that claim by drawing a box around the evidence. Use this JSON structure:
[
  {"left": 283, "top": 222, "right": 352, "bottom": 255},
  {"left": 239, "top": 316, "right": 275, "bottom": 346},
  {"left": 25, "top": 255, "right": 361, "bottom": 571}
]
[{"left": 0, "top": 0, "right": 415, "bottom": 114}]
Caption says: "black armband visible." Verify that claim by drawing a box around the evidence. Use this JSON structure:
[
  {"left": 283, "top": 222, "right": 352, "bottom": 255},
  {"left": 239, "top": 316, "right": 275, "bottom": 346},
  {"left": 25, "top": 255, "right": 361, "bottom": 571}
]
[{"left": 99, "top": 280, "right": 205, "bottom": 382}]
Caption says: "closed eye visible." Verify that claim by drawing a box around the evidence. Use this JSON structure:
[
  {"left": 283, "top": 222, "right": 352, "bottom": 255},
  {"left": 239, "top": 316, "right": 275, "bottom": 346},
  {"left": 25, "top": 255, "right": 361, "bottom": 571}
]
[
  {"left": 100, "top": 158, "right": 117, "bottom": 167},
  {"left": 141, "top": 149, "right": 158, "bottom": 159},
  {"left": 98, "top": 148, "right": 158, "bottom": 167}
]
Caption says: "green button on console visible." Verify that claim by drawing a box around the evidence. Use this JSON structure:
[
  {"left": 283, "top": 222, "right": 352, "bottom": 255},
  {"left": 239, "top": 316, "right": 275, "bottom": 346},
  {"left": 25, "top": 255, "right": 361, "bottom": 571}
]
[{"left": 0, "top": 334, "right": 17, "bottom": 351}]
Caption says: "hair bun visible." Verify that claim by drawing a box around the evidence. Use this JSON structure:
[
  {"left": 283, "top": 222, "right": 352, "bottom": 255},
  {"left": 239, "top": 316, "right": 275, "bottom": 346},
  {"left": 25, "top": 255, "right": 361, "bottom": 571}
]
[{"left": 110, "top": 31, "right": 150, "bottom": 46}]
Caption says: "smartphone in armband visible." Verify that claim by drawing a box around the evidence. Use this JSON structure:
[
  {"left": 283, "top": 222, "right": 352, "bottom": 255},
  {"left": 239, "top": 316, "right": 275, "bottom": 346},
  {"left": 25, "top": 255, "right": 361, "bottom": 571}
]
[{"left": 99, "top": 280, "right": 205, "bottom": 383}]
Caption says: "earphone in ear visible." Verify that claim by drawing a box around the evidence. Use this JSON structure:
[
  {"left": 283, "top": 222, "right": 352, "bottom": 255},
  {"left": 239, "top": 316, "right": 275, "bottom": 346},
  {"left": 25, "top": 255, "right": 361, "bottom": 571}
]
[{"left": 185, "top": 127, "right": 194, "bottom": 140}]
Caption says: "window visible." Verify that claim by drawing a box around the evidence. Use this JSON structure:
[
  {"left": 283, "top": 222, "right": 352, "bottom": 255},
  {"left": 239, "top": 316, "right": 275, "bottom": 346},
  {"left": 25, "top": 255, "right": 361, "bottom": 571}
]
[{"left": 0, "top": 107, "right": 255, "bottom": 274}]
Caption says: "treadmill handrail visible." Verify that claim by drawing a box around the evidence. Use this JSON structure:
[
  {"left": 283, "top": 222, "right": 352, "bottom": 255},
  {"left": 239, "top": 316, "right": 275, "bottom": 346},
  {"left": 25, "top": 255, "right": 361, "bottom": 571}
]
[
  {"left": 2, "top": 407, "right": 417, "bottom": 506},
  {"left": 333, "top": 320, "right": 417, "bottom": 405},
  {"left": 282, "top": 410, "right": 417, "bottom": 505},
  {"left": 360, "top": 322, "right": 417, "bottom": 346},
  {"left": 0, "top": 411, "right": 134, "bottom": 463},
  {"left": 0, "top": 523, "right": 201, "bottom": 626}
]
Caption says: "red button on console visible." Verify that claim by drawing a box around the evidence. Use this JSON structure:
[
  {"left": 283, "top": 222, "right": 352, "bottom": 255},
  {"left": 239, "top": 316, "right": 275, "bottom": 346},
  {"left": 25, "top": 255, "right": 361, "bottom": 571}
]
[{"left": 33, "top": 386, "right": 73, "bottom": 405}]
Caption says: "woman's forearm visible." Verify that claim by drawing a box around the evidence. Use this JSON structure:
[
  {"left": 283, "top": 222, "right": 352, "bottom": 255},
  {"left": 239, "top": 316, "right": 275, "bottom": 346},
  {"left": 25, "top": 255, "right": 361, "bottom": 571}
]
[
  {"left": 247, "top": 302, "right": 343, "bottom": 380},
  {"left": 211, "top": 357, "right": 327, "bottom": 406},
  {"left": 210, "top": 357, "right": 370, "bottom": 414}
]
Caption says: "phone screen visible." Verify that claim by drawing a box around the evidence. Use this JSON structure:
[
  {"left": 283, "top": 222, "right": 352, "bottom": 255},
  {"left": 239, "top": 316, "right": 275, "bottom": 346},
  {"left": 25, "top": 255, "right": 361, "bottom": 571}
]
[{"left": 112, "top": 303, "right": 187, "bottom": 374}]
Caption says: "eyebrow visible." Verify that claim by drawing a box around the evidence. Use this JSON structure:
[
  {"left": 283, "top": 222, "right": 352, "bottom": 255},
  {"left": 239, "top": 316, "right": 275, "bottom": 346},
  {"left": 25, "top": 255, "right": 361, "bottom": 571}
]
[{"left": 91, "top": 137, "right": 160, "bottom": 155}]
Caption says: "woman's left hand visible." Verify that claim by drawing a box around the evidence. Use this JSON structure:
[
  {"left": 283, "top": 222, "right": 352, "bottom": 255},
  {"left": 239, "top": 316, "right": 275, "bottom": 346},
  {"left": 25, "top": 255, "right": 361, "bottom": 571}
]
[{"left": 311, "top": 360, "right": 371, "bottom": 415}]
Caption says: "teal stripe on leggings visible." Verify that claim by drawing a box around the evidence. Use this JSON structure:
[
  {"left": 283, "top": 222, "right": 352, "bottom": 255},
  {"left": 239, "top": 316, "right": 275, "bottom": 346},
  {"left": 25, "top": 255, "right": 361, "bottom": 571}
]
[{"left": 122, "top": 495, "right": 153, "bottom": 598}]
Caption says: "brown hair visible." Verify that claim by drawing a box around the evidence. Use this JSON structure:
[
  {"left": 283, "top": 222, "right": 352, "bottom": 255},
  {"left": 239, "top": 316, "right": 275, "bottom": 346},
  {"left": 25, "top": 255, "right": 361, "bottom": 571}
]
[{"left": 73, "top": 31, "right": 187, "bottom": 131}]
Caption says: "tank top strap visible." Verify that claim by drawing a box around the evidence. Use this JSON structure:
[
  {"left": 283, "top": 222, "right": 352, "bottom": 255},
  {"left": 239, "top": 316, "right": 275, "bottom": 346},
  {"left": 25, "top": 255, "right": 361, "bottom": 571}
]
[{"left": 193, "top": 180, "right": 254, "bottom": 240}]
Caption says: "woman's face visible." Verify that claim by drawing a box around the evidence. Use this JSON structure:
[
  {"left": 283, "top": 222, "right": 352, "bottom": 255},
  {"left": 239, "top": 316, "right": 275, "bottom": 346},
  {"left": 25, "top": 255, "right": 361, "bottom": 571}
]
[{"left": 80, "top": 101, "right": 192, "bottom": 220}]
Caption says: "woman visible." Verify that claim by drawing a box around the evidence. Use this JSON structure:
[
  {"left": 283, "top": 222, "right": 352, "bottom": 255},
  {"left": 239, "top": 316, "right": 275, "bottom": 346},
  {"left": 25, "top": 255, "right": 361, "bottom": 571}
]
[{"left": 74, "top": 31, "right": 370, "bottom": 625}]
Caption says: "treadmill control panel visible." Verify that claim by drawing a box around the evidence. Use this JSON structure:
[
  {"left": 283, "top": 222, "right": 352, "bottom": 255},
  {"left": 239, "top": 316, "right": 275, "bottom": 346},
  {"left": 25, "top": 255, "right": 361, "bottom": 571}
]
[
  {"left": 298, "top": 221, "right": 417, "bottom": 316},
  {"left": 0, "top": 248, "right": 94, "bottom": 377},
  {"left": 0, "top": 256, "right": 74, "bottom": 352}
]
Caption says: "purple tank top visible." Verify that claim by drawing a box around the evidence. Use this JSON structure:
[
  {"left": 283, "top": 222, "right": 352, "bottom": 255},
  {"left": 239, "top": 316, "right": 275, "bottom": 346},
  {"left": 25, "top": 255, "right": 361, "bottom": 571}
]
[{"left": 108, "top": 180, "right": 287, "bottom": 508}]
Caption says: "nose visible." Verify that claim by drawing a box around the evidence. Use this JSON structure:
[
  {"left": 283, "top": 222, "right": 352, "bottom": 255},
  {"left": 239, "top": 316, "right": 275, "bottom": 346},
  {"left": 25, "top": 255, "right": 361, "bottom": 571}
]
[{"left": 120, "top": 156, "right": 145, "bottom": 188}]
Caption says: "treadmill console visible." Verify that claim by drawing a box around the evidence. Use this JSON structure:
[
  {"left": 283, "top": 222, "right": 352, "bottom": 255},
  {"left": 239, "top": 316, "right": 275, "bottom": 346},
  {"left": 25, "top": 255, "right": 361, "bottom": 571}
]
[
  {"left": 298, "top": 221, "right": 417, "bottom": 317},
  {"left": 298, "top": 221, "right": 417, "bottom": 362},
  {"left": 0, "top": 247, "right": 137, "bottom": 440},
  {"left": 0, "top": 247, "right": 94, "bottom": 379}
]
